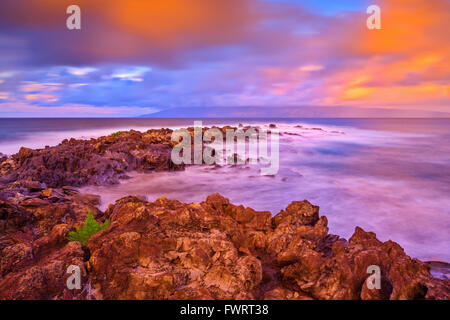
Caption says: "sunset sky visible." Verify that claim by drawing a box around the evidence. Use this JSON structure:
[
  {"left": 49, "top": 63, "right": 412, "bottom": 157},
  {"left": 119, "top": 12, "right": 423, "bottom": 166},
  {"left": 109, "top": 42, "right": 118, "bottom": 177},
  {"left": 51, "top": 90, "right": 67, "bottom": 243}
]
[{"left": 0, "top": 0, "right": 448, "bottom": 117}]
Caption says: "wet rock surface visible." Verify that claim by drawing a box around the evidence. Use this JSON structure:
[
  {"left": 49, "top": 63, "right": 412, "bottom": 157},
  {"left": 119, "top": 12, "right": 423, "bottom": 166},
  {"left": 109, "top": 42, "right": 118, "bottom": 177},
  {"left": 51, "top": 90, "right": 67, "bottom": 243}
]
[
  {"left": 0, "top": 188, "right": 102, "bottom": 299},
  {"left": 0, "top": 192, "right": 448, "bottom": 300},
  {"left": 0, "top": 129, "right": 448, "bottom": 300},
  {"left": 0, "top": 126, "right": 241, "bottom": 192},
  {"left": 0, "top": 129, "right": 184, "bottom": 189}
]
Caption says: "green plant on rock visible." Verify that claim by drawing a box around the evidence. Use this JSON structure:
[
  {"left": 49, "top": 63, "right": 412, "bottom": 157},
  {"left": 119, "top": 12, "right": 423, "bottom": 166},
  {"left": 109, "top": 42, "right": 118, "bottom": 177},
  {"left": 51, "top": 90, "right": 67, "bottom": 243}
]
[
  {"left": 67, "top": 210, "right": 110, "bottom": 246},
  {"left": 110, "top": 131, "right": 123, "bottom": 138}
]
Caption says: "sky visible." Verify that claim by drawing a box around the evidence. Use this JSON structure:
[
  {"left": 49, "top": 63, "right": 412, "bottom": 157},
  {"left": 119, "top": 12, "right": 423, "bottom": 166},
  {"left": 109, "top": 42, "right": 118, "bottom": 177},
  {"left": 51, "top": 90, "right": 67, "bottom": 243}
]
[{"left": 0, "top": 0, "right": 448, "bottom": 117}]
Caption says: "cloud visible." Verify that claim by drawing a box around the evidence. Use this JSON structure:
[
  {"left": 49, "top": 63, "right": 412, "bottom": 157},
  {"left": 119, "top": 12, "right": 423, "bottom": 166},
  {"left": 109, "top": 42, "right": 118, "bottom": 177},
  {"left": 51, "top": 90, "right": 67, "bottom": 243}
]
[
  {"left": 67, "top": 67, "right": 97, "bottom": 76},
  {"left": 318, "top": 0, "right": 450, "bottom": 108},
  {"left": 109, "top": 67, "right": 152, "bottom": 82},
  {"left": 0, "top": 0, "right": 448, "bottom": 115},
  {"left": 0, "top": 0, "right": 307, "bottom": 68},
  {"left": 299, "top": 65, "right": 324, "bottom": 72},
  {"left": 0, "top": 102, "right": 158, "bottom": 118}
]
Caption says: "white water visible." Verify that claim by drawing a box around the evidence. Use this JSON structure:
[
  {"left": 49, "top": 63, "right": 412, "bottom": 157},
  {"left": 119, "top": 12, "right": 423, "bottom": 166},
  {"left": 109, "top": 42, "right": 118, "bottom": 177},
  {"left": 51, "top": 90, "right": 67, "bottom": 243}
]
[
  {"left": 76, "top": 121, "right": 450, "bottom": 262},
  {"left": 1, "top": 118, "right": 448, "bottom": 261}
]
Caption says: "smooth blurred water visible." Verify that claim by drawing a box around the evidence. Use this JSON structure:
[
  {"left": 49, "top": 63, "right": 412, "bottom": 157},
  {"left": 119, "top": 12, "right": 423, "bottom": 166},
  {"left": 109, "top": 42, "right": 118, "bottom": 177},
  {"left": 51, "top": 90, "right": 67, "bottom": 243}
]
[{"left": 1, "top": 118, "right": 449, "bottom": 261}]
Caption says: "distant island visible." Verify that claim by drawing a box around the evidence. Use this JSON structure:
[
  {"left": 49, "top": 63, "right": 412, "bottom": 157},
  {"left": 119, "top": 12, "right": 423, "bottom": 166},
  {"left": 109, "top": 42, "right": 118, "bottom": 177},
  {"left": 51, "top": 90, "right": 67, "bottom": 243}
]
[{"left": 140, "top": 106, "right": 450, "bottom": 119}]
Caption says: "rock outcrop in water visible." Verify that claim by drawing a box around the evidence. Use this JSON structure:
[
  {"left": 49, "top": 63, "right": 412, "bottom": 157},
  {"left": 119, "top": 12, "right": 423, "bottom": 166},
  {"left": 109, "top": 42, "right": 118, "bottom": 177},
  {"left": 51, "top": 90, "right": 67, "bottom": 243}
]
[
  {"left": 0, "top": 129, "right": 181, "bottom": 190},
  {"left": 0, "top": 126, "right": 238, "bottom": 195},
  {"left": 0, "top": 128, "right": 449, "bottom": 300}
]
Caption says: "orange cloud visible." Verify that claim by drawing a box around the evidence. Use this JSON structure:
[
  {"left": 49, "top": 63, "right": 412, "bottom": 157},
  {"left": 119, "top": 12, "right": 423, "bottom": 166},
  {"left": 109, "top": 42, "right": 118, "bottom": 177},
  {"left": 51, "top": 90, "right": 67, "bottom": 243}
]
[
  {"left": 106, "top": 0, "right": 261, "bottom": 48},
  {"left": 356, "top": 0, "right": 450, "bottom": 56},
  {"left": 326, "top": 0, "right": 450, "bottom": 110},
  {"left": 0, "top": 0, "right": 270, "bottom": 65},
  {"left": 0, "top": 0, "right": 448, "bottom": 112},
  {"left": 25, "top": 93, "right": 58, "bottom": 102}
]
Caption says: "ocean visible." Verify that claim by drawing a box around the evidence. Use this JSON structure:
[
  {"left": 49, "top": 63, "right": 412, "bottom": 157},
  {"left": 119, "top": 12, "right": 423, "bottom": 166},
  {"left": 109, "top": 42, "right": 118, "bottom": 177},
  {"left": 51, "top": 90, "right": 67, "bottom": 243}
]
[{"left": 1, "top": 118, "right": 449, "bottom": 262}]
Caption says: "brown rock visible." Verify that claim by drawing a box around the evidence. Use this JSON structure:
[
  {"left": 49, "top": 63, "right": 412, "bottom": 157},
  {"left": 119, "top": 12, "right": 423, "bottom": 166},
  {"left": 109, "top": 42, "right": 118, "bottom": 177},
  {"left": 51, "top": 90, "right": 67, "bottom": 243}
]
[
  {"left": 16, "top": 147, "right": 33, "bottom": 164},
  {"left": 85, "top": 195, "right": 449, "bottom": 300},
  {"left": 41, "top": 188, "right": 53, "bottom": 198},
  {"left": 72, "top": 193, "right": 101, "bottom": 206},
  {"left": 0, "top": 242, "right": 90, "bottom": 300},
  {"left": 0, "top": 192, "right": 448, "bottom": 300}
]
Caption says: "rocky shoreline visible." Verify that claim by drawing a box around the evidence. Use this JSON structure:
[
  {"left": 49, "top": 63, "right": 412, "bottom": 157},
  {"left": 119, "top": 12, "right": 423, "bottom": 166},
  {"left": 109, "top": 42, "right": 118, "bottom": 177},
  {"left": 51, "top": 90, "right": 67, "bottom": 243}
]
[{"left": 0, "top": 128, "right": 449, "bottom": 300}]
